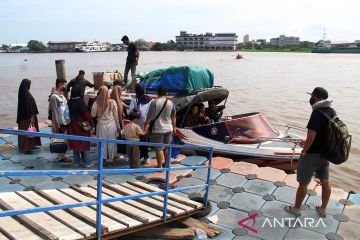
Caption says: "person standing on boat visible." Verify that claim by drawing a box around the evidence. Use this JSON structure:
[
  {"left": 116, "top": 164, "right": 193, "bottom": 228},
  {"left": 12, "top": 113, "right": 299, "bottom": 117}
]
[
  {"left": 144, "top": 85, "right": 176, "bottom": 168},
  {"left": 121, "top": 35, "right": 139, "bottom": 86},
  {"left": 17, "top": 79, "right": 41, "bottom": 153},
  {"left": 65, "top": 70, "right": 94, "bottom": 99},
  {"left": 285, "top": 87, "right": 335, "bottom": 217}
]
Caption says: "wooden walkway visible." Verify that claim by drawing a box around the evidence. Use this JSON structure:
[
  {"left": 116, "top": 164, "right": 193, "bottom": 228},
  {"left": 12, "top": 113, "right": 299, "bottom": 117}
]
[{"left": 0, "top": 181, "right": 204, "bottom": 240}]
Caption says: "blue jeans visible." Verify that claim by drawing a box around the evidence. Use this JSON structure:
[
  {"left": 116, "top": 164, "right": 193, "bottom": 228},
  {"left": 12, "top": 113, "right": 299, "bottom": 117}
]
[
  {"left": 73, "top": 151, "right": 90, "bottom": 165},
  {"left": 124, "top": 63, "right": 136, "bottom": 84}
]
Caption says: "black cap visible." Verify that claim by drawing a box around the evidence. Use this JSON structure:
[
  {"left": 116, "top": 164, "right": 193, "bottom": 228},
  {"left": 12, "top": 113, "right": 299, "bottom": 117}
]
[
  {"left": 308, "top": 87, "right": 328, "bottom": 99},
  {"left": 113, "top": 80, "right": 125, "bottom": 86},
  {"left": 78, "top": 70, "right": 85, "bottom": 75},
  {"left": 121, "top": 35, "right": 129, "bottom": 42}
]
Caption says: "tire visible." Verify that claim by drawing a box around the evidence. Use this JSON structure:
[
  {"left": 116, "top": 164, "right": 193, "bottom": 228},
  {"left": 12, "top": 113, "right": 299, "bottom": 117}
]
[{"left": 189, "top": 196, "right": 212, "bottom": 219}]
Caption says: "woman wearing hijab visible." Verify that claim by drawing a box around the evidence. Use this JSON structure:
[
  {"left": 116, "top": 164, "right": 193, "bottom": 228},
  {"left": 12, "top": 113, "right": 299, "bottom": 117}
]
[
  {"left": 68, "top": 85, "right": 94, "bottom": 167},
  {"left": 91, "top": 86, "right": 120, "bottom": 164},
  {"left": 110, "top": 85, "right": 124, "bottom": 130},
  {"left": 128, "top": 84, "right": 152, "bottom": 163},
  {"left": 17, "top": 79, "right": 41, "bottom": 153}
]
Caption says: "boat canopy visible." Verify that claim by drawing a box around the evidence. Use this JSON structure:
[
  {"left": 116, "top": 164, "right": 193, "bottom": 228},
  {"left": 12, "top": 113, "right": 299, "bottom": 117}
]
[
  {"left": 172, "top": 88, "right": 229, "bottom": 112},
  {"left": 140, "top": 66, "right": 214, "bottom": 95}
]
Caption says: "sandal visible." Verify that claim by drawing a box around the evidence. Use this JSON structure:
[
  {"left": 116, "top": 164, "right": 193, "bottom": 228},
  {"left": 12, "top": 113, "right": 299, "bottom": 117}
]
[
  {"left": 58, "top": 157, "right": 71, "bottom": 162},
  {"left": 284, "top": 205, "right": 301, "bottom": 217},
  {"left": 316, "top": 205, "right": 327, "bottom": 218}
]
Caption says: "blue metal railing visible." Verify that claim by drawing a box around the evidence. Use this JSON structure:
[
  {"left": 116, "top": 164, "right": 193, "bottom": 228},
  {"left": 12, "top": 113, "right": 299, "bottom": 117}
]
[{"left": 0, "top": 129, "right": 213, "bottom": 239}]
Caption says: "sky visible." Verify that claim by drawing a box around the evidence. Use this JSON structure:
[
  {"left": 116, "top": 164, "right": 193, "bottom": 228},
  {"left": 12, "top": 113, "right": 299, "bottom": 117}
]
[{"left": 1, "top": 0, "right": 359, "bottom": 45}]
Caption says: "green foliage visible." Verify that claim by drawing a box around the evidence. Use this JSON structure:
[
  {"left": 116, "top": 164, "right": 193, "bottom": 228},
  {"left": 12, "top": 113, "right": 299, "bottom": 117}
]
[
  {"left": 134, "top": 38, "right": 148, "bottom": 47},
  {"left": 27, "top": 40, "right": 46, "bottom": 51},
  {"left": 1, "top": 44, "right": 9, "bottom": 50}
]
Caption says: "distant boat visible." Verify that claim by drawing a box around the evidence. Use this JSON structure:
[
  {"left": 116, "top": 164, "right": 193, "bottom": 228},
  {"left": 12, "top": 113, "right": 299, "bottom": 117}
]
[
  {"left": 235, "top": 53, "right": 243, "bottom": 59},
  {"left": 75, "top": 42, "right": 107, "bottom": 52},
  {"left": 312, "top": 40, "right": 360, "bottom": 54}
]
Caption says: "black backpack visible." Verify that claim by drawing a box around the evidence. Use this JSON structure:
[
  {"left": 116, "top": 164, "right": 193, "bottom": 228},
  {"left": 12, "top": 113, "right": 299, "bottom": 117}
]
[{"left": 316, "top": 109, "right": 352, "bottom": 165}]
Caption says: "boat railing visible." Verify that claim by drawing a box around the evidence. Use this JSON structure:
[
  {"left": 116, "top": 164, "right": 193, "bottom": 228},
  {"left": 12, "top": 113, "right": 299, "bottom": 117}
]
[
  {"left": 273, "top": 123, "right": 307, "bottom": 134},
  {"left": 0, "top": 128, "right": 213, "bottom": 240},
  {"left": 255, "top": 136, "right": 304, "bottom": 150}
]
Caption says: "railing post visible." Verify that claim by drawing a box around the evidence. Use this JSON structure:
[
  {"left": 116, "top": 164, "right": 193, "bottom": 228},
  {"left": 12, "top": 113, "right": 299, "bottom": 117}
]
[
  {"left": 163, "top": 146, "right": 172, "bottom": 223},
  {"left": 96, "top": 142, "right": 104, "bottom": 239},
  {"left": 204, "top": 148, "right": 213, "bottom": 204}
]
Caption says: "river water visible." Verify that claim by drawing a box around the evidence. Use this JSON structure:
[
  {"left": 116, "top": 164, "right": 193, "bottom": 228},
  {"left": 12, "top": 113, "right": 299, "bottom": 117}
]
[{"left": 0, "top": 51, "right": 359, "bottom": 192}]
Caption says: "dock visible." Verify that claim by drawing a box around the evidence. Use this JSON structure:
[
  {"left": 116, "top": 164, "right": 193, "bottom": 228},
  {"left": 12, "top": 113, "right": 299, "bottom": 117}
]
[{"left": 0, "top": 123, "right": 359, "bottom": 239}]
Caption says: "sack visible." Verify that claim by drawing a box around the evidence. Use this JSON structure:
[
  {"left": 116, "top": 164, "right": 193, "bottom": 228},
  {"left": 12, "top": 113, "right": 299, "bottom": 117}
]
[
  {"left": 50, "top": 139, "right": 68, "bottom": 154},
  {"left": 148, "top": 120, "right": 155, "bottom": 134},
  {"left": 117, "top": 134, "right": 127, "bottom": 154},
  {"left": 79, "top": 121, "right": 92, "bottom": 132},
  {"left": 26, "top": 125, "right": 37, "bottom": 139},
  {"left": 317, "top": 110, "right": 352, "bottom": 165}
]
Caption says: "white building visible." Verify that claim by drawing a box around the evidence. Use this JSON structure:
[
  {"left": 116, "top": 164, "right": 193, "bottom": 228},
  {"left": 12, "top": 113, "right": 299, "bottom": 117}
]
[
  {"left": 270, "top": 35, "right": 300, "bottom": 46},
  {"left": 176, "top": 31, "right": 238, "bottom": 50}
]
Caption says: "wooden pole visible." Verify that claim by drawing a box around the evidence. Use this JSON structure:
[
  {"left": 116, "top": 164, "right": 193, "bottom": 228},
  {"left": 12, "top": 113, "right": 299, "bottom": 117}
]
[{"left": 55, "top": 59, "right": 66, "bottom": 80}]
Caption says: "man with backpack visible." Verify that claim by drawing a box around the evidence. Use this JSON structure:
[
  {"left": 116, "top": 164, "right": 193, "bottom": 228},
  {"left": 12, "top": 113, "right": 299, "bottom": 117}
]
[
  {"left": 50, "top": 78, "right": 70, "bottom": 162},
  {"left": 285, "top": 87, "right": 336, "bottom": 217}
]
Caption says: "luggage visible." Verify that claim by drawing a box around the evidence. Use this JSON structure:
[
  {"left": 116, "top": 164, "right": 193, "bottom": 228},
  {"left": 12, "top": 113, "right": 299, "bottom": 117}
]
[{"left": 50, "top": 138, "right": 68, "bottom": 154}]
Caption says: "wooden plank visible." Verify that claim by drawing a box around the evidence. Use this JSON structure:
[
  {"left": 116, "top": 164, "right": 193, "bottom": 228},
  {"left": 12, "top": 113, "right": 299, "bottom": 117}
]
[
  {"left": 102, "top": 182, "right": 184, "bottom": 216},
  {"left": 91, "top": 185, "right": 169, "bottom": 218},
  {"left": 120, "top": 183, "right": 194, "bottom": 212},
  {"left": 177, "top": 217, "right": 220, "bottom": 238},
  {"left": 16, "top": 191, "right": 95, "bottom": 237},
  {"left": 41, "top": 189, "right": 126, "bottom": 232},
  {"left": 59, "top": 188, "right": 142, "bottom": 228},
  {"left": 0, "top": 192, "right": 83, "bottom": 240},
  {"left": 0, "top": 231, "right": 10, "bottom": 240},
  {"left": 0, "top": 209, "right": 41, "bottom": 240},
  {"left": 133, "top": 226, "right": 196, "bottom": 239},
  {"left": 74, "top": 186, "right": 160, "bottom": 223},
  {"left": 31, "top": 187, "right": 108, "bottom": 233},
  {"left": 129, "top": 181, "right": 203, "bottom": 209}
]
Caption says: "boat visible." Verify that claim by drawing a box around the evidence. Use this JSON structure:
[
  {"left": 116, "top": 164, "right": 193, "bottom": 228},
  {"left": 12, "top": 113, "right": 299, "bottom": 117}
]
[
  {"left": 312, "top": 40, "right": 360, "bottom": 53},
  {"left": 85, "top": 66, "right": 305, "bottom": 171},
  {"left": 172, "top": 88, "right": 305, "bottom": 171},
  {"left": 75, "top": 41, "right": 107, "bottom": 52}
]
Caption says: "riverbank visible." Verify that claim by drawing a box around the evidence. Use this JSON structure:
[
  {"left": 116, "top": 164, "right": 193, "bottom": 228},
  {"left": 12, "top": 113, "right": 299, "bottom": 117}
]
[{"left": 236, "top": 47, "right": 312, "bottom": 53}]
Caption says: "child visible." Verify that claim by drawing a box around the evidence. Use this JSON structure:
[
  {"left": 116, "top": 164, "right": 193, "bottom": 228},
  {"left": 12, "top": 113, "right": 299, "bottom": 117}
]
[{"left": 123, "top": 112, "right": 145, "bottom": 168}]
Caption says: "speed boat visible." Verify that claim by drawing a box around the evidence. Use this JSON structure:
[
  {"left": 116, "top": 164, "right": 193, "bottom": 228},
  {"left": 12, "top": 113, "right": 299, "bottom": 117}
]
[{"left": 172, "top": 88, "right": 305, "bottom": 171}]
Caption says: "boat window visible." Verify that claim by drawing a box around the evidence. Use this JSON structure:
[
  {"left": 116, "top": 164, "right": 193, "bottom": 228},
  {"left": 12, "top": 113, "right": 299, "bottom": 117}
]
[{"left": 225, "top": 114, "right": 279, "bottom": 141}]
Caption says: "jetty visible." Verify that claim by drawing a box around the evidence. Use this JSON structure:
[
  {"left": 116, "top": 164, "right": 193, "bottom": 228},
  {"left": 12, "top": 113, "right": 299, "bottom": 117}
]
[{"left": 0, "top": 122, "right": 359, "bottom": 239}]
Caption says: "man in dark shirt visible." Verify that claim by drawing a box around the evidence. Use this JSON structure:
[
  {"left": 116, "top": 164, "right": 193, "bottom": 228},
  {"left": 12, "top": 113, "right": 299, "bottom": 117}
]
[
  {"left": 285, "top": 87, "right": 336, "bottom": 217},
  {"left": 121, "top": 35, "right": 140, "bottom": 86},
  {"left": 65, "top": 70, "right": 94, "bottom": 99}
]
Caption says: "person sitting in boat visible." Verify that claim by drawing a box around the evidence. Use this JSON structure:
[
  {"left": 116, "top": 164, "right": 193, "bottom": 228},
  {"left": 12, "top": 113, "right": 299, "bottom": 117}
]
[
  {"left": 185, "top": 105, "right": 201, "bottom": 127},
  {"left": 236, "top": 53, "right": 243, "bottom": 60},
  {"left": 198, "top": 103, "right": 210, "bottom": 125},
  {"left": 205, "top": 100, "right": 224, "bottom": 122}
]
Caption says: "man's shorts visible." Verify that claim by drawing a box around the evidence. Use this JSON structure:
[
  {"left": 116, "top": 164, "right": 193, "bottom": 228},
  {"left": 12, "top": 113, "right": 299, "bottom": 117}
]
[
  {"left": 297, "top": 153, "right": 329, "bottom": 185},
  {"left": 149, "top": 132, "right": 172, "bottom": 150}
]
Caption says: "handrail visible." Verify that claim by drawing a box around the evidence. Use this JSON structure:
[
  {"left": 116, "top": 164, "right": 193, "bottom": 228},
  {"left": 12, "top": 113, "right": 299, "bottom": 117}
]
[
  {"left": 256, "top": 136, "right": 304, "bottom": 149},
  {"left": 0, "top": 128, "right": 213, "bottom": 239}
]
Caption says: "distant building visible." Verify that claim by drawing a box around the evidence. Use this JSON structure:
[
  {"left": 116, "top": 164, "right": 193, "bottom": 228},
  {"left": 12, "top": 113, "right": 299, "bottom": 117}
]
[
  {"left": 176, "top": 31, "right": 238, "bottom": 50},
  {"left": 243, "top": 34, "right": 250, "bottom": 43},
  {"left": 270, "top": 35, "right": 300, "bottom": 46},
  {"left": 47, "top": 41, "right": 85, "bottom": 52},
  {"left": 256, "top": 39, "right": 266, "bottom": 45}
]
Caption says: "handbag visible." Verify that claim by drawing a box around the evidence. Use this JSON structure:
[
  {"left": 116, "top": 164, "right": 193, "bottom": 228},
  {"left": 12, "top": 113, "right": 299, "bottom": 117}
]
[
  {"left": 149, "top": 99, "right": 168, "bottom": 134},
  {"left": 50, "top": 138, "right": 68, "bottom": 154},
  {"left": 79, "top": 121, "right": 92, "bottom": 132},
  {"left": 26, "top": 124, "right": 37, "bottom": 139}
]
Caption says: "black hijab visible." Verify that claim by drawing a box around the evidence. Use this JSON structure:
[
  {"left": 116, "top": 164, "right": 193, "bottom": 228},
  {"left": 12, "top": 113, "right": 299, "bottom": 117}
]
[
  {"left": 17, "top": 79, "right": 39, "bottom": 124},
  {"left": 68, "top": 85, "right": 88, "bottom": 121},
  {"left": 135, "top": 84, "right": 151, "bottom": 104}
]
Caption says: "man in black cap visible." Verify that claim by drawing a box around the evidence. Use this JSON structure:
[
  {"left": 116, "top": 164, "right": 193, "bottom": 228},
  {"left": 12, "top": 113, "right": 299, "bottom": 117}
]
[
  {"left": 66, "top": 70, "right": 94, "bottom": 99},
  {"left": 121, "top": 35, "right": 139, "bottom": 86},
  {"left": 285, "top": 87, "right": 336, "bottom": 218}
]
